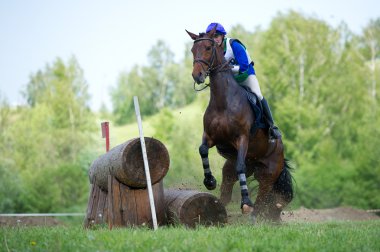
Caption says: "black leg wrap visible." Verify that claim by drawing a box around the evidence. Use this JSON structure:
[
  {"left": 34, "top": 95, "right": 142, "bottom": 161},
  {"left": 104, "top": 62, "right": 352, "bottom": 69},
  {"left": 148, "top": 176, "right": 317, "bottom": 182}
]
[{"left": 199, "top": 144, "right": 208, "bottom": 157}]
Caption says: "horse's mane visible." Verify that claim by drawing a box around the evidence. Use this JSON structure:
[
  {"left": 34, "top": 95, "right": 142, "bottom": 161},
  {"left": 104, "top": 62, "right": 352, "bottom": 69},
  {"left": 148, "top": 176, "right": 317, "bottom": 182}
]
[{"left": 199, "top": 32, "right": 207, "bottom": 38}]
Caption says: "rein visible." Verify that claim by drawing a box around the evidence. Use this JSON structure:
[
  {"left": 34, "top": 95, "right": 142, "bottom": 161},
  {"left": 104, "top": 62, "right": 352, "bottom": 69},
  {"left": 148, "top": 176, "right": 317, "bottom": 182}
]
[{"left": 192, "top": 37, "right": 231, "bottom": 92}]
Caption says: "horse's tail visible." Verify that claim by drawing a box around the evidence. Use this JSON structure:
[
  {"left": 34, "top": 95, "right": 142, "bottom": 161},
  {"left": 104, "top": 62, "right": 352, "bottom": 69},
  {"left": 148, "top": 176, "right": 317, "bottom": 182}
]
[{"left": 273, "top": 159, "right": 294, "bottom": 205}]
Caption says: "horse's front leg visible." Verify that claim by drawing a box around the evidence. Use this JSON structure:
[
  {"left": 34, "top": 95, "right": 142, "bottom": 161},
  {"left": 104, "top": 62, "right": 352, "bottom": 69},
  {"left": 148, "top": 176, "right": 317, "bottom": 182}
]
[
  {"left": 235, "top": 136, "right": 254, "bottom": 214},
  {"left": 199, "top": 134, "right": 217, "bottom": 190}
]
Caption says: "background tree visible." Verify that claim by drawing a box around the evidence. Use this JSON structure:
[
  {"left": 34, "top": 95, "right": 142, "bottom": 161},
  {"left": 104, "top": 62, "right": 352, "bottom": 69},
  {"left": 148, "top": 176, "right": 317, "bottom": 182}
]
[
  {"left": 24, "top": 57, "right": 95, "bottom": 162},
  {"left": 359, "top": 18, "right": 380, "bottom": 101},
  {"left": 111, "top": 41, "right": 195, "bottom": 125},
  {"left": 0, "top": 57, "right": 96, "bottom": 212},
  {"left": 1, "top": 11, "right": 379, "bottom": 212}
]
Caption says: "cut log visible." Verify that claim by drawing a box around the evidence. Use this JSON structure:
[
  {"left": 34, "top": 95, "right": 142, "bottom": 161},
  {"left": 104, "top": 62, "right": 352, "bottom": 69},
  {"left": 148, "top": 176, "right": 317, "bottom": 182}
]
[
  {"left": 89, "top": 137, "right": 170, "bottom": 190},
  {"left": 165, "top": 189, "right": 227, "bottom": 228},
  {"left": 108, "top": 176, "right": 166, "bottom": 228},
  {"left": 83, "top": 178, "right": 108, "bottom": 228}
]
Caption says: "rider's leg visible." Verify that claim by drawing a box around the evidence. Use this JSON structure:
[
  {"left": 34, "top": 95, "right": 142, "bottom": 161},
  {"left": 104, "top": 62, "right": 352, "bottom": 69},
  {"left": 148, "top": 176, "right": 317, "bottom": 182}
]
[
  {"left": 240, "top": 75, "right": 281, "bottom": 140},
  {"left": 261, "top": 98, "right": 282, "bottom": 140},
  {"left": 241, "top": 75, "right": 263, "bottom": 100}
]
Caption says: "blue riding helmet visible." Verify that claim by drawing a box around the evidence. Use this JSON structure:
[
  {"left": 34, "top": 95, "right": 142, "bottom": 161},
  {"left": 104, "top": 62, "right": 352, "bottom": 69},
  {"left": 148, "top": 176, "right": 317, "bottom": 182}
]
[{"left": 206, "top": 22, "right": 227, "bottom": 35}]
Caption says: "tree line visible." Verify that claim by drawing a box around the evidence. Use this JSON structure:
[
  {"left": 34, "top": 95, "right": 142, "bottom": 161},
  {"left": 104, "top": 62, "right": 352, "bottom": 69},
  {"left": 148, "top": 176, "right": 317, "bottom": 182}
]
[{"left": 0, "top": 11, "right": 379, "bottom": 212}]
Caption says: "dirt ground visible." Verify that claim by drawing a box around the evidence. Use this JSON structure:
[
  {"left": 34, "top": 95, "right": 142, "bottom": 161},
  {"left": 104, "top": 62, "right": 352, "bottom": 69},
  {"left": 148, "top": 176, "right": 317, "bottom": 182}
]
[
  {"left": 281, "top": 207, "right": 380, "bottom": 222},
  {"left": 226, "top": 207, "right": 380, "bottom": 224},
  {"left": 1, "top": 207, "right": 379, "bottom": 227},
  {"left": 0, "top": 216, "right": 63, "bottom": 227}
]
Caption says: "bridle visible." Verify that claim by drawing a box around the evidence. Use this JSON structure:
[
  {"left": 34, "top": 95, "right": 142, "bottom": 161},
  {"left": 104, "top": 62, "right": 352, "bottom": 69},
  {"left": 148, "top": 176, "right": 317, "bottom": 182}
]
[
  {"left": 192, "top": 37, "right": 230, "bottom": 91},
  {"left": 193, "top": 38, "right": 218, "bottom": 76}
]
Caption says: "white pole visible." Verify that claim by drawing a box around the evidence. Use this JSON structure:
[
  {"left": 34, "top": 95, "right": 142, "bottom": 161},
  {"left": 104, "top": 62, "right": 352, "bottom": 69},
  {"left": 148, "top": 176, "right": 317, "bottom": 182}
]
[{"left": 133, "top": 96, "right": 158, "bottom": 230}]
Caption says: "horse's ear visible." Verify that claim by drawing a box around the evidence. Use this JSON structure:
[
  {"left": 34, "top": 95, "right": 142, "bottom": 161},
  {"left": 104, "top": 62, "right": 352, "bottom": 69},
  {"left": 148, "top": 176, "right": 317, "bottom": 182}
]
[{"left": 186, "top": 30, "right": 199, "bottom": 40}]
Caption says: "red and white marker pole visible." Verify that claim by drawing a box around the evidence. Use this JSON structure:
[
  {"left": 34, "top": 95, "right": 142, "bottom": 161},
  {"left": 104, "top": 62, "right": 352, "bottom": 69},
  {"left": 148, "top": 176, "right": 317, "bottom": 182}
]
[{"left": 101, "top": 122, "right": 110, "bottom": 152}]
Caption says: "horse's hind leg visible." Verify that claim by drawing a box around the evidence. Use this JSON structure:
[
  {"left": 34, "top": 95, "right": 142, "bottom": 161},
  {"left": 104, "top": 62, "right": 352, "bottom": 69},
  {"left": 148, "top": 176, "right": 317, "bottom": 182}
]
[
  {"left": 251, "top": 162, "right": 277, "bottom": 220},
  {"left": 199, "top": 138, "right": 217, "bottom": 190},
  {"left": 272, "top": 161, "right": 294, "bottom": 213},
  {"left": 220, "top": 159, "right": 237, "bottom": 206},
  {"left": 253, "top": 181, "right": 273, "bottom": 219},
  {"left": 261, "top": 161, "right": 293, "bottom": 222}
]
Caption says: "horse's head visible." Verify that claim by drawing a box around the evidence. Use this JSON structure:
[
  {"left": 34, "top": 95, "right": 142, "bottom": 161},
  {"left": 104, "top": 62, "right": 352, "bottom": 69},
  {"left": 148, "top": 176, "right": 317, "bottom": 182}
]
[{"left": 186, "top": 26, "right": 224, "bottom": 84}]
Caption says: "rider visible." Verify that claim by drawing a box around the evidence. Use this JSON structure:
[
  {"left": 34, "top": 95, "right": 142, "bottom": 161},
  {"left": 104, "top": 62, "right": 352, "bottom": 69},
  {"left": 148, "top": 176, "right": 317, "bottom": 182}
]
[{"left": 206, "top": 22, "right": 281, "bottom": 140}]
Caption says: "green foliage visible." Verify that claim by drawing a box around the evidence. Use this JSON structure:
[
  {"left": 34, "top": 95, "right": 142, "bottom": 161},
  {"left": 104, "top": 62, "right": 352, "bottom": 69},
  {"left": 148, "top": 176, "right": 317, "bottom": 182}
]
[
  {"left": 21, "top": 162, "right": 89, "bottom": 212},
  {"left": 19, "top": 168, "right": 62, "bottom": 212},
  {"left": 0, "top": 58, "right": 96, "bottom": 212},
  {"left": 23, "top": 57, "right": 96, "bottom": 162},
  {"left": 0, "top": 163, "right": 22, "bottom": 212},
  {"left": 250, "top": 11, "right": 380, "bottom": 208},
  {"left": 111, "top": 41, "right": 196, "bottom": 125},
  {"left": 1, "top": 11, "right": 380, "bottom": 213}
]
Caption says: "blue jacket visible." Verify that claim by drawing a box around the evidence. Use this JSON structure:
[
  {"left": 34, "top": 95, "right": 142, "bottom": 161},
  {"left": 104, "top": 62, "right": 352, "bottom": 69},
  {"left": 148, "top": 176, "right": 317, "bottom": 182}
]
[
  {"left": 231, "top": 40, "right": 255, "bottom": 75},
  {"left": 224, "top": 38, "right": 255, "bottom": 82}
]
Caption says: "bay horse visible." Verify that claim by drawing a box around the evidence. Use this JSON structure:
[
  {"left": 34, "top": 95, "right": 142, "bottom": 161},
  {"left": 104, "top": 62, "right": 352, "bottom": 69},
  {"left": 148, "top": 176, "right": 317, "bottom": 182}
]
[{"left": 186, "top": 26, "right": 293, "bottom": 222}]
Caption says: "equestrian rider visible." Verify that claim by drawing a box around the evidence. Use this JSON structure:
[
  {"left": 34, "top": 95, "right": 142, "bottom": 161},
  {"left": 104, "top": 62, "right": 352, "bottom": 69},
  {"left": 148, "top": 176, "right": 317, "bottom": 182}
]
[{"left": 206, "top": 22, "right": 281, "bottom": 140}]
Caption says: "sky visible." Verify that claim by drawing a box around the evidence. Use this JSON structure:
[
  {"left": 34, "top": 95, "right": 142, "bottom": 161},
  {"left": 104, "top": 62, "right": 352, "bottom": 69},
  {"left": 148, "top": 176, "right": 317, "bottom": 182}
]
[{"left": 1, "top": 0, "right": 379, "bottom": 111}]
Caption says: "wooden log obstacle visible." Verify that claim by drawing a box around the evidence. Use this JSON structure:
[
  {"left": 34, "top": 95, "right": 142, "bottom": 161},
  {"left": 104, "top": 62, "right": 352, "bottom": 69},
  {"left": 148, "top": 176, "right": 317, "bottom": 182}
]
[
  {"left": 165, "top": 189, "right": 227, "bottom": 228},
  {"left": 89, "top": 137, "right": 170, "bottom": 190},
  {"left": 84, "top": 137, "right": 228, "bottom": 229},
  {"left": 84, "top": 137, "right": 169, "bottom": 228}
]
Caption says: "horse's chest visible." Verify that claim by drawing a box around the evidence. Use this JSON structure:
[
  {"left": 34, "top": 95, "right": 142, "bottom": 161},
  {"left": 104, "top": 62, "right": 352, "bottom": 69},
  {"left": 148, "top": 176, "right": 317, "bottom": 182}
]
[{"left": 204, "top": 116, "right": 234, "bottom": 140}]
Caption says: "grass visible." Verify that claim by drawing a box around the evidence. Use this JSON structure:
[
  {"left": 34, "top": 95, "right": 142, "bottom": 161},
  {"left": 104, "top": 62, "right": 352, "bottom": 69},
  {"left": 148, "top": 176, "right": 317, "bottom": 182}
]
[{"left": 1, "top": 221, "right": 380, "bottom": 252}]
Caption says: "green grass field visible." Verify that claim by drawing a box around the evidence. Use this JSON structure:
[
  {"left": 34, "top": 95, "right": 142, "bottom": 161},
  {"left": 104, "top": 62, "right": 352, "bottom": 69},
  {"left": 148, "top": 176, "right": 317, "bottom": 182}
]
[{"left": 1, "top": 221, "right": 379, "bottom": 252}]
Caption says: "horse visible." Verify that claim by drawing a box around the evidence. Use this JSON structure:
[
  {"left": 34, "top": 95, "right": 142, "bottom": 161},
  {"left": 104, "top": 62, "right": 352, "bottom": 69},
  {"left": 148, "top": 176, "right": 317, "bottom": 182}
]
[{"left": 186, "top": 26, "right": 294, "bottom": 222}]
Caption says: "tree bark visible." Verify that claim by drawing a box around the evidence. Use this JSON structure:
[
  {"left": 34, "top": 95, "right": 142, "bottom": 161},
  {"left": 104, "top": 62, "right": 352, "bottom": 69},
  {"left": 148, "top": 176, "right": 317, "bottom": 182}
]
[{"left": 89, "top": 137, "right": 170, "bottom": 190}]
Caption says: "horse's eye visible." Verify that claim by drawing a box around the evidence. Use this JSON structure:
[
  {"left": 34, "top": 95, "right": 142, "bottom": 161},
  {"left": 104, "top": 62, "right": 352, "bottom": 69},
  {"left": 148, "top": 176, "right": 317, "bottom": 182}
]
[{"left": 206, "top": 46, "right": 212, "bottom": 51}]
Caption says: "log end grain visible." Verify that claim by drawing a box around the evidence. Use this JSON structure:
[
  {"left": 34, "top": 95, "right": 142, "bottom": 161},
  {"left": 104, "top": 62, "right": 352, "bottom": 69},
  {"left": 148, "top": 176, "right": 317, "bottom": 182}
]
[
  {"left": 165, "top": 189, "right": 227, "bottom": 228},
  {"left": 89, "top": 137, "right": 170, "bottom": 190},
  {"left": 122, "top": 137, "right": 170, "bottom": 188}
]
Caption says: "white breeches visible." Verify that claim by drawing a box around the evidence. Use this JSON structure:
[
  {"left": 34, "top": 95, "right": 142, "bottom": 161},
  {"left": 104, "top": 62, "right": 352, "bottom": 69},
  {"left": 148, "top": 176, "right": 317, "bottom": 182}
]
[{"left": 239, "top": 75, "right": 263, "bottom": 100}]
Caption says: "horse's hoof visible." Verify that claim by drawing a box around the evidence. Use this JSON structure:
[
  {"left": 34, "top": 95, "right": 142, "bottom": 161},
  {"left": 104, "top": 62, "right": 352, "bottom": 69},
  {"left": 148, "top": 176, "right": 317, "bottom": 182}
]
[
  {"left": 203, "top": 176, "right": 217, "bottom": 190},
  {"left": 241, "top": 204, "right": 254, "bottom": 215}
]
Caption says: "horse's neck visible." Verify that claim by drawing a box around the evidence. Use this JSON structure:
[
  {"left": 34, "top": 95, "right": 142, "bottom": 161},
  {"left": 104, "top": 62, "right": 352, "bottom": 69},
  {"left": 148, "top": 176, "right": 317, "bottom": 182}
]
[{"left": 209, "top": 72, "right": 236, "bottom": 110}]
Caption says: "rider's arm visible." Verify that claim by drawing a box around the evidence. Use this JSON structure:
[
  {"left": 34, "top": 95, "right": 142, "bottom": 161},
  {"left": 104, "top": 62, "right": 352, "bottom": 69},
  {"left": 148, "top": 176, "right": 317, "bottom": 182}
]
[{"left": 231, "top": 41, "right": 250, "bottom": 73}]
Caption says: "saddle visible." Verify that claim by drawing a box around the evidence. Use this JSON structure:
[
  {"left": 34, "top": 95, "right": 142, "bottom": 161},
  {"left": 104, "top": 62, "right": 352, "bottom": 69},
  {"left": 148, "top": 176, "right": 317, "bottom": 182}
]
[{"left": 240, "top": 86, "right": 267, "bottom": 133}]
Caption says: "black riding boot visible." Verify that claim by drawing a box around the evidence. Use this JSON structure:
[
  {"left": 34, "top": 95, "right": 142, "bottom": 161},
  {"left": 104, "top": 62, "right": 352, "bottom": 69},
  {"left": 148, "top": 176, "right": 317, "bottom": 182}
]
[{"left": 261, "top": 98, "right": 281, "bottom": 140}]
